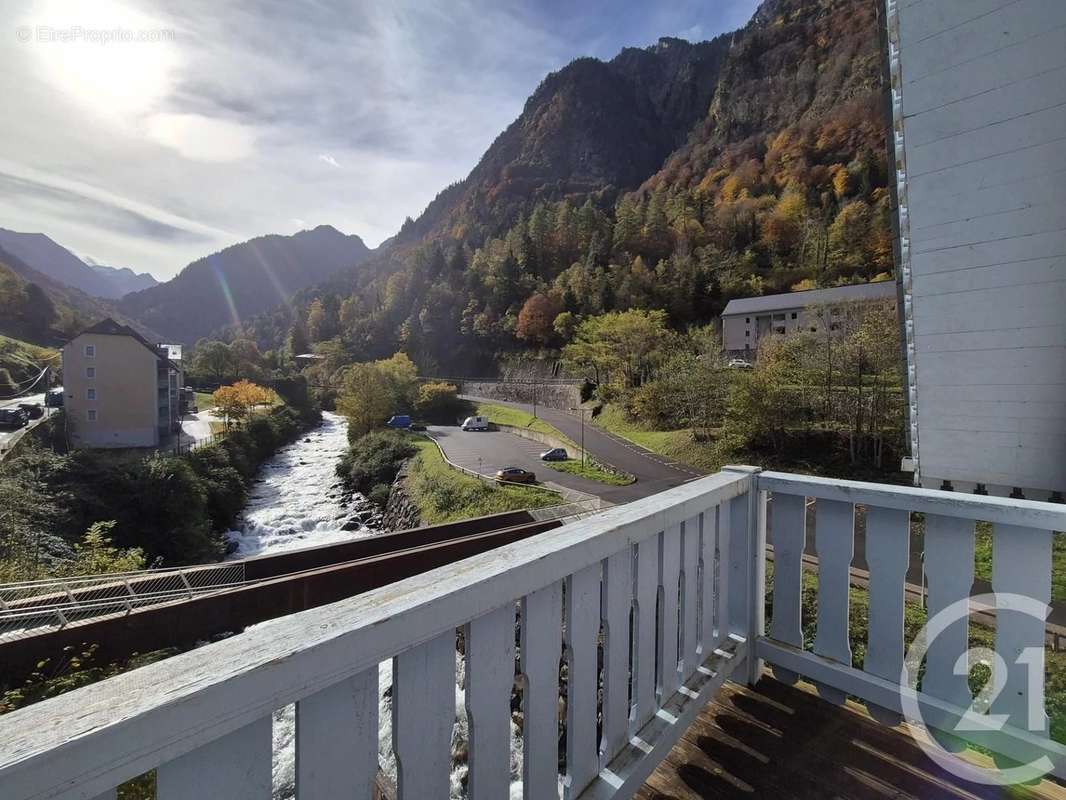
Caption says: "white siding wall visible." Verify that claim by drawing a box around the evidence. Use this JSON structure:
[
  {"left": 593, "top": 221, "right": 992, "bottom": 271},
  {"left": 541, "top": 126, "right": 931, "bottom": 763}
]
[{"left": 892, "top": 0, "right": 1066, "bottom": 496}]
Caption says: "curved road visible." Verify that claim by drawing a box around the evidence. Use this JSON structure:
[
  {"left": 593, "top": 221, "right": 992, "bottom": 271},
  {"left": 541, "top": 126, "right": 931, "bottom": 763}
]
[{"left": 436, "top": 396, "right": 702, "bottom": 504}]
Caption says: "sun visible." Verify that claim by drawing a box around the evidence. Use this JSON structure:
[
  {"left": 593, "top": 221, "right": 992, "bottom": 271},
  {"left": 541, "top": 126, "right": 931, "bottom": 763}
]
[{"left": 24, "top": 0, "right": 179, "bottom": 124}]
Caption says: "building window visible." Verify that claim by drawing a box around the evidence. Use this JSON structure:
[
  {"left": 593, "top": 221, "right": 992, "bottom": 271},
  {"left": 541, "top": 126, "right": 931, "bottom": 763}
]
[
  {"left": 773, "top": 313, "right": 785, "bottom": 321},
  {"left": 745, "top": 317, "right": 750, "bottom": 323},
  {"left": 87, "top": 409, "right": 97, "bottom": 422},
  {"left": 84, "top": 344, "right": 95, "bottom": 358},
  {"left": 745, "top": 330, "right": 750, "bottom": 337},
  {"left": 791, "top": 312, "right": 798, "bottom": 319},
  {"left": 775, "top": 326, "right": 786, "bottom": 334},
  {"left": 86, "top": 367, "right": 95, "bottom": 379},
  {"left": 87, "top": 388, "right": 96, "bottom": 401}
]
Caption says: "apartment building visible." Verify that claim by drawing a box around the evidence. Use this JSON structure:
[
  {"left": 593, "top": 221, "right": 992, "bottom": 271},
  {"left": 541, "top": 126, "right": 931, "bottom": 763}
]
[
  {"left": 62, "top": 318, "right": 184, "bottom": 448},
  {"left": 888, "top": 0, "right": 1066, "bottom": 499},
  {"left": 720, "top": 281, "right": 897, "bottom": 355}
]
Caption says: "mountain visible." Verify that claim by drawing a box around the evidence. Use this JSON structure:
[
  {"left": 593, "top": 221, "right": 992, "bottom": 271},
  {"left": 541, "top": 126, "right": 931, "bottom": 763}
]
[
  {"left": 240, "top": 0, "right": 892, "bottom": 375},
  {"left": 396, "top": 35, "right": 732, "bottom": 246},
  {"left": 85, "top": 260, "right": 159, "bottom": 297},
  {"left": 119, "top": 225, "right": 371, "bottom": 344},
  {"left": 0, "top": 244, "right": 162, "bottom": 346},
  {"left": 0, "top": 228, "right": 119, "bottom": 298}
]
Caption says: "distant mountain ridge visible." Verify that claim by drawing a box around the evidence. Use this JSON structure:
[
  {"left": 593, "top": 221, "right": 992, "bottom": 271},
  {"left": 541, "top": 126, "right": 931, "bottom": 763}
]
[
  {"left": 85, "top": 259, "right": 159, "bottom": 296},
  {"left": 118, "top": 225, "right": 372, "bottom": 344},
  {"left": 0, "top": 228, "right": 118, "bottom": 298}
]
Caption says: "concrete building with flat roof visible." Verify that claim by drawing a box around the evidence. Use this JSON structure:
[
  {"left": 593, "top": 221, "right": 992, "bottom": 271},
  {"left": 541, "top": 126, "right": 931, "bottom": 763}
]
[
  {"left": 721, "top": 281, "right": 897, "bottom": 355},
  {"left": 887, "top": 0, "right": 1066, "bottom": 500}
]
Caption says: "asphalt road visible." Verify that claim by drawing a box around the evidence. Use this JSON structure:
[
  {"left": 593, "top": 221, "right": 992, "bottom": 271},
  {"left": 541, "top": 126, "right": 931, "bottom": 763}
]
[
  {"left": 426, "top": 425, "right": 613, "bottom": 502},
  {"left": 0, "top": 392, "right": 47, "bottom": 452},
  {"left": 449, "top": 396, "right": 702, "bottom": 503}
]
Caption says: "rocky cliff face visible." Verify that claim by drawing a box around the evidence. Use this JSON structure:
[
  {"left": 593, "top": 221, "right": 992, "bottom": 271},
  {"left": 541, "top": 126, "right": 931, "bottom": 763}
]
[{"left": 397, "top": 35, "right": 733, "bottom": 246}]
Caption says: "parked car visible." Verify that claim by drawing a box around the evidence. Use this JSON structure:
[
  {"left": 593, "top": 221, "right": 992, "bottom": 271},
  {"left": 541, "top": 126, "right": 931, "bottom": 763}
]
[
  {"left": 461, "top": 415, "right": 490, "bottom": 431},
  {"left": 386, "top": 414, "right": 412, "bottom": 429},
  {"left": 540, "top": 447, "right": 568, "bottom": 461},
  {"left": 45, "top": 388, "right": 64, "bottom": 408},
  {"left": 727, "top": 358, "right": 754, "bottom": 369},
  {"left": 0, "top": 408, "right": 28, "bottom": 429},
  {"left": 18, "top": 403, "right": 43, "bottom": 420},
  {"left": 409, "top": 422, "right": 427, "bottom": 431},
  {"left": 495, "top": 466, "right": 536, "bottom": 484}
]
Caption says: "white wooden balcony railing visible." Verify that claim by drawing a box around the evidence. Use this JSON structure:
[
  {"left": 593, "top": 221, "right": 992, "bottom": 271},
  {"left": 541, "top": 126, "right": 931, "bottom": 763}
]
[{"left": 1, "top": 467, "right": 1064, "bottom": 799}]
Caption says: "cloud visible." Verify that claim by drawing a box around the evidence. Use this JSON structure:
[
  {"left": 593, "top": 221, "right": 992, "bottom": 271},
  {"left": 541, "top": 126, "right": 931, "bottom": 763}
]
[
  {"left": 144, "top": 113, "right": 257, "bottom": 162},
  {"left": 0, "top": 0, "right": 760, "bottom": 278}
]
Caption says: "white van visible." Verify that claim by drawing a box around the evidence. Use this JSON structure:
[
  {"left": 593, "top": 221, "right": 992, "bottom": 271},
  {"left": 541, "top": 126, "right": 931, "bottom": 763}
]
[{"left": 461, "top": 415, "right": 490, "bottom": 431}]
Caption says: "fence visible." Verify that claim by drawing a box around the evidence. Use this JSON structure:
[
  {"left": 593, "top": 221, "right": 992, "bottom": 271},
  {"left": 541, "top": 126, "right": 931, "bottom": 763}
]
[{"left": 0, "top": 562, "right": 246, "bottom": 644}]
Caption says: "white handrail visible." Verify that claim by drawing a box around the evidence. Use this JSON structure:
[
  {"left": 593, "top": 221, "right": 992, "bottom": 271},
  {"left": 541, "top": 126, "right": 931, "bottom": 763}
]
[{"left": 0, "top": 470, "right": 752, "bottom": 800}]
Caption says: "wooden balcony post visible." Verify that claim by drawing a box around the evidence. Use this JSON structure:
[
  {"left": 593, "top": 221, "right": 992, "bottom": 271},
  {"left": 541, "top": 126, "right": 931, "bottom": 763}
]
[{"left": 723, "top": 466, "right": 764, "bottom": 685}]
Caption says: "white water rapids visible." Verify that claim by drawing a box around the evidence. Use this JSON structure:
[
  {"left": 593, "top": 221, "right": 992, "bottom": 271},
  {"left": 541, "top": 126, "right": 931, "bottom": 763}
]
[
  {"left": 225, "top": 411, "right": 371, "bottom": 557},
  {"left": 222, "top": 412, "right": 530, "bottom": 799}
]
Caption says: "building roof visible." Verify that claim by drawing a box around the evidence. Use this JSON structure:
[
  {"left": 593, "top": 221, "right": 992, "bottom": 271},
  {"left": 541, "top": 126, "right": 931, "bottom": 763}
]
[
  {"left": 71, "top": 318, "right": 180, "bottom": 369},
  {"left": 721, "top": 281, "right": 897, "bottom": 317}
]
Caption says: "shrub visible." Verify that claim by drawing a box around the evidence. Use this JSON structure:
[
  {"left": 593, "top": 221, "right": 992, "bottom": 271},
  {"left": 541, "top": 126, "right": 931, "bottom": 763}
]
[{"left": 336, "top": 430, "right": 417, "bottom": 504}]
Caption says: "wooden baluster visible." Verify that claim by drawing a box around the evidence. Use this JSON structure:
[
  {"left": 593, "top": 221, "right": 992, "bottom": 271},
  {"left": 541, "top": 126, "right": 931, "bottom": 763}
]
[
  {"left": 564, "top": 564, "right": 601, "bottom": 799},
  {"left": 394, "top": 632, "right": 456, "bottom": 800},
  {"left": 156, "top": 717, "right": 271, "bottom": 800},
  {"left": 631, "top": 534, "right": 659, "bottom": 734},
  {"left": 658, "top": 523, "right": 683, "bottom": 701},
  {"left": 679, "top": 514, "right": 701, "bottom": 682},
  {"left": 600, "top": 548, "right": 632, "bottom": 767},
  {"left": 924, "top": 514, "right": 975, "bottom": 715},
  {"left": 465, "top": 604, "right": 517, "bottom": 800},
  {"left": 296, "top": 669, "right": 379, "bottom": 799},
  {"left": 769, "top": 493, "right": 806, "bottom": 685},
  {"left": 716, "top": 502, "right": 731, "bottom": 650},
  {"left": 812, "top": 499, "right": 854, "bottom": 704},
  {"left": 699, "top": 506, "right": 719, "bottom": 656},
  {"left": 521, "top": 582, "right": 561, "bottom": 800},
  {"left": 991, "top": 524, "right": 1052, "bottom": 736},
  {"left": 863, "top": 507, "right": 910, "bottom": 725}
]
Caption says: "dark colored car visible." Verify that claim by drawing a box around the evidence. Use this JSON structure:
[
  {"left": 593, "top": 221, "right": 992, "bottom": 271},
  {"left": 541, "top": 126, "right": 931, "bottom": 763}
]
[
  {"left": 409, "top": 423, "right": 427, "bottom": 431},
  {"left": 45, "top": 388, "right": 64, "bottom": 408},
  {"left": 540, "top": 447, "right": 568, "bottom": 461},
  {"left": 495, "top": 466, "right": 536, "bottom": 484},
  {"left": 0, "top": 408, "right": 28, "bottom": 429},
  {"left": 18, "top": 403, "right": 43, "bottom": 419}
]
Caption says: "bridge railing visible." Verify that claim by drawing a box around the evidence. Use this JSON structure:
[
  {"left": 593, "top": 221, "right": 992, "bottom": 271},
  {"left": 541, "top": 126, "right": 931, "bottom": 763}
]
[
  {"left": 0, "top": 562, "right": 246, "bottom": 642},
  {"left": 0, "top": 469, "right": 756, "bottom": 800},
  {"left": 3, "top": 469, "right": 1066, "bottom": 796}
]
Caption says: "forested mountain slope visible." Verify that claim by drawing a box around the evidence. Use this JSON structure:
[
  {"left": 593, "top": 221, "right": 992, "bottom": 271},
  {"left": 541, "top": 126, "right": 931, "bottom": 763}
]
[
  {"left": 238, "top": 0, "right": 891, "bottom": 374},
  {"left": 119, "top": 225, "right": 371, "bottom": 344},
  {"left": 0, "top": 245, "right": 159, "bottom": 346}
]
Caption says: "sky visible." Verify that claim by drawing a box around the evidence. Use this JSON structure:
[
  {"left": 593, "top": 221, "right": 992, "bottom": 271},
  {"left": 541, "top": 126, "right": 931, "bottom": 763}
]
[{"left": 0, "top": 0, "right": 761, "bottom": 280}]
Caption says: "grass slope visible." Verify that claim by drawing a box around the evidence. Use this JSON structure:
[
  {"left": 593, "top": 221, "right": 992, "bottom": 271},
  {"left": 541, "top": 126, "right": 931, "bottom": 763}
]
[
  {"left": 594, "top": 404, "right": 723, "bottom": 472},
  {"left": 406, "top": 438, "right": 558, "bottom": 524}
]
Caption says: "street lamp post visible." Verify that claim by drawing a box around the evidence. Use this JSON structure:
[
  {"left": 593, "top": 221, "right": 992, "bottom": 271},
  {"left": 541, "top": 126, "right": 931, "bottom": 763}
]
[{"left": 570, "top": 406, "right": 586, "bottom": 465}]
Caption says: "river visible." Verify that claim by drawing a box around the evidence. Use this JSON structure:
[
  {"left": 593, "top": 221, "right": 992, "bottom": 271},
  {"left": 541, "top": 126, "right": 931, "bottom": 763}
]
[
  {"left": 225, "top": 411, "right": 374, "bottom": 557},
  {"left": 224, "top": 411, "right": 526, "bottom": 799}
]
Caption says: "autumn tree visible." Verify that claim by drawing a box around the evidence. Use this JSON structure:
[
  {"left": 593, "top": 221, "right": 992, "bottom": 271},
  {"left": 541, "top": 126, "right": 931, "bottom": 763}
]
[
  {"left": 212, "top": 380, "right": 276, "bottom": 427},
  {"left": 515, "top": 293, "right": 561, "bottom": 345},
  {"left": 335, "top": 352, "right": 420, "bottom": 439}
]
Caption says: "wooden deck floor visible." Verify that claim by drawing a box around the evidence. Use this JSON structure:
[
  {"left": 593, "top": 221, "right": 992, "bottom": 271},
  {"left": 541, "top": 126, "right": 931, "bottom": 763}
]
[{"left": 637, "top": 676, "right": 1066, "bottom": 800}]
